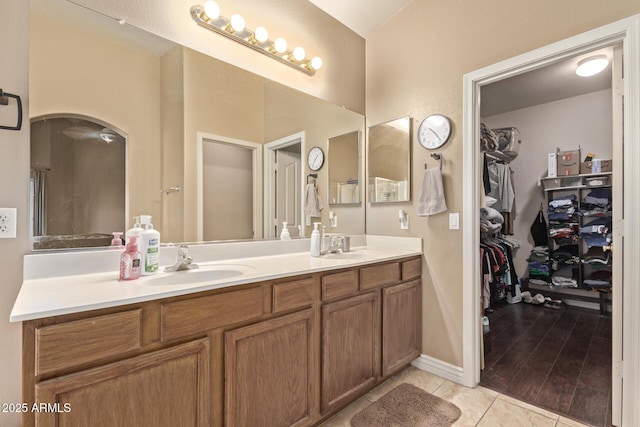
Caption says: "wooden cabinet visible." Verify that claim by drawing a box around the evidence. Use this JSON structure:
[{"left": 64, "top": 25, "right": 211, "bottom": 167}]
[
  {"left": 23, "top": 256, "right": 421, "bottom": 427},
  {"left": 382, "top": 279, "right": 421, "bottom": 377},
  {"left": 35, "top": 338, "right": 210, "bottom": 427},
  {"left": 321, "top": 292, "right": 380, "bottom": 414},
  {"left": 225, "top": 309, "right": 315, "bottom": 427}
]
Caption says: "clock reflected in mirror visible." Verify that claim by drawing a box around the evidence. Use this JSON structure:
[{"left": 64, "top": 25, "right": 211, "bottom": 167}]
[{"left": 307, "top": 146, "right": 325, "bottom": 171}]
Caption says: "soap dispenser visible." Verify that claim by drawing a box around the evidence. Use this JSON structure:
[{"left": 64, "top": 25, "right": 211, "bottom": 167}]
[
  {"left": 280, "top": 222, "right": 291, "bottom": 240},
  {"left": 120, "top": 236, "right": 142, "bottom": 280},
  {"left": 125, "top": 216, "right": 143, "bottom": 240},
  {"left": 110, "top": 232, "right": 124, "bottom": 248},
  {"left": 310, "top": 222, "right": 321, "bottom": 257},
  {"left": 139, "top": 215, "right": 160, "bottom": 275}
]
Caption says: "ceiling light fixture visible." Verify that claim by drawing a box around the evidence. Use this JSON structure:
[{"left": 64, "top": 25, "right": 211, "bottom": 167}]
[
  {"left": 575, "top": 55, "right": 609, "bottom": 77},
  {"left": 191, "top": 2, "right": 323, "bottom": 76}
]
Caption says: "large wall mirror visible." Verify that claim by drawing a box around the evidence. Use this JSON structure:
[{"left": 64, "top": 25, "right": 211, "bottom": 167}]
[
  {"left": 29, "top": 0, "right": 364, "bottom": 249},
  {"left": 367, "top": 117, "right": 411, "bottom": 203},
  {"left": 328, "top": 131, "right": 361, "bottom": 205}
]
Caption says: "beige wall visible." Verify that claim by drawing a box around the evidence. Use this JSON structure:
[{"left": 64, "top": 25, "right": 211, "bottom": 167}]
[
  {"left": 182, "top": 48, "right": 265, "bottom": 241},
  {"left": 366, "top": 0, "right": 640, "bottom": 367},
  {"left": 72, "top": 0, "right": 366, "bottom": 114},
  {"left": 265, "top": 82, "right": 365, "bottom": 236},
  {"left": 0, "top": 2, "right": 28, "bottom": 426},
  {"left": 30, "top": 11, "right": 163, "bottom": 232},
  {"left": 161, "top": 46, "right": 186, "bottom": 243}
]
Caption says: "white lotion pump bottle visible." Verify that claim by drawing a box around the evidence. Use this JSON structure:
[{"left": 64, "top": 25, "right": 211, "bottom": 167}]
[
  {"left": 139, "top": 215, "right": 160, "bottom": 275},
  {"left": 125, "top": 216, "right": 143, "bottom": 240},
  {"left": 310, "top": 222, "right": 321, "bottom": 257},
  {"left": 280, "top": 222, "right": 291, "bottom": 240}
]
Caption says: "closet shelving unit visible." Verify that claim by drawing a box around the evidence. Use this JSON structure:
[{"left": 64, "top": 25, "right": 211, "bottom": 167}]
[{"left": 539, "top": 171, "right": 612, "bottom": 314}]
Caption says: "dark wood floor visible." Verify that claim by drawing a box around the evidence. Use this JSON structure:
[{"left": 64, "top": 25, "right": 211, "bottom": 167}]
[{"left": 480, "top": 301, "right": 612, "bottom": 427}]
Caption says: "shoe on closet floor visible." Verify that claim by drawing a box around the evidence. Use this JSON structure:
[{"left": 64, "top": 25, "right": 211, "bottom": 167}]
[
  {"left": 532, "top": 293, "right": 545, "bottom": 305},
  {"left": 521, "top": 291, "right": 533, "bottom": 304}
]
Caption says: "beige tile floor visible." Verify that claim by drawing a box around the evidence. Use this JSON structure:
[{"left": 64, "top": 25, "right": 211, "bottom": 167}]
[{"left": 320, "top": 366, "right": 590, "bottom": 427}]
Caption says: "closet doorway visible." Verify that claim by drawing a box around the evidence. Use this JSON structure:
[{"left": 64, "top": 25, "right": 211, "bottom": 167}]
[{"left": 463, "top": 16, "right": 640, "bottom": 427}]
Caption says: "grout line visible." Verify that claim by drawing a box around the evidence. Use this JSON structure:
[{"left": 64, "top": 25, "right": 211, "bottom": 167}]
[{"left": 473, "top": 394, "right": 499, "bottom": 426}]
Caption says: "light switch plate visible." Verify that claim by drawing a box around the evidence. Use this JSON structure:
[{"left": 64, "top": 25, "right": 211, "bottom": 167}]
[
  {"left": 0, "top": 208, "right": 17, "bottom": 238},
  {"left": 449, "top": 213, "right": 459, "bottom": 230}
]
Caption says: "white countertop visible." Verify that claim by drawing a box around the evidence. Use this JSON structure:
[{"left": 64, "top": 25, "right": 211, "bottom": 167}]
[{"left": 11, "top": 235, "right": 422, "bottom": 322}]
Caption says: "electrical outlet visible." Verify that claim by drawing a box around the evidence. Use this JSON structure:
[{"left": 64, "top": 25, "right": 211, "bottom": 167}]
[{"left": 0, "top": 208, "right": 17, "bottom": 238}]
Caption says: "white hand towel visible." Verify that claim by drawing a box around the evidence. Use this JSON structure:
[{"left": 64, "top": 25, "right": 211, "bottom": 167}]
[
  {"left": 417, "top": 168, "right": 447, "bottom": 216},
  {"left": 304, "top": 183, "right": 323, "bottom": 217}
]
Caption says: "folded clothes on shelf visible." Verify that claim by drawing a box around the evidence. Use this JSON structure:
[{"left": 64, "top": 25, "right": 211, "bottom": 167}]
[{"left": 582, "top": 246, "right": 611, "bottom": 264}]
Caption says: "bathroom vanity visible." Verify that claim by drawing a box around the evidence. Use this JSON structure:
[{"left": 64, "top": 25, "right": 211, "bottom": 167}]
[{"left": 12, "top": 237, "right": 422, "bottom": 427}]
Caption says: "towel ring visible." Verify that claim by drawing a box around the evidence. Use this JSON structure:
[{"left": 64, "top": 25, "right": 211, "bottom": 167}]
[
  {"left": 307, "top": 173, "right": 318, "bottom": 186},
  {"left": 425, "top": 152, "right": 442, "bottom": 170}
]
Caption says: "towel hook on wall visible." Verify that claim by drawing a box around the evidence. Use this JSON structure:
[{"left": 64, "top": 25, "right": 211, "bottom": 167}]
[{"left": 307, "top": 173, "right": 318, "bottom": 186}]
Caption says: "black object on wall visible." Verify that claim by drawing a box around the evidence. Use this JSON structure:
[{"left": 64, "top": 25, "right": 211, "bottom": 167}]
[{"left": 0, "top": 89, "right": 23, "bottom": 131}]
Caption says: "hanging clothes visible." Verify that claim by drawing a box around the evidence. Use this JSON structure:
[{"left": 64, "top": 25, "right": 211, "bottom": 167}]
[{"left": 486, "top": 162, "right": 515, "bottom": 235}]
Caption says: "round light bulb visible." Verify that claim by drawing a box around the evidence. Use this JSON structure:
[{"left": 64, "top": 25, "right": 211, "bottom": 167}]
[
  {"left": 274, "top": 38, "right": 287, "bottom": 53},
  {"left": 203, "top": 1, "right": 220, "bottom": 20},
  {"left": 576, "top": 55, "right": 609, "bottom": 77},
  {"left": 293, "top": 47, "right": 305, "bottom": 61},
  {"left": 310, "top": 56, "right": 323, "bottom": 70},
  {"left": 254, "top": 26, "right": 269, "bottom": 43},
  {"left": 230, "top": 14, "right": 245, "bottom": 32}
]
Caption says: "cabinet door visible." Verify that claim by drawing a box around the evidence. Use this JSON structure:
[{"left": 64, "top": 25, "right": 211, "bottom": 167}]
[
  {"left": 35, "top": 338, "right": 210, "bottom": 427},
  {"left": 321, "top": 292, "right": 380, "bottom": 414},
  {"left": 225, "top": 309, "right": 315, "bottom": 427},
  {"left": 382, "top": 279, "right": 421, "bottom": 377}
]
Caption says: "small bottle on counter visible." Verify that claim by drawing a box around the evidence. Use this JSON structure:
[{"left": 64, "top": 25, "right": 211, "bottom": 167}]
[
  {"left": 125, "top": 216, "right": 143, "bottom": 240},
  {"left": 280, "top": 222, "right": 291, "bottom": 240},
  {"left": 120, "top": 236, "right": 142, "bottom": 280},
  {"left": 310, "top": 222, "right": 321, "bottom": 257},
  {"left": 139, "top": 215, "right": 160, "bottom": 275},
  {"left": 110, "top": 231, "right": 124, "bottom": 248}
]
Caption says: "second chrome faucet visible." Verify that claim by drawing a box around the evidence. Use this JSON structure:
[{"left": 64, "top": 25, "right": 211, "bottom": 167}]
[{"left": 165, "top": 245, "right": 199, "bottom": 272}]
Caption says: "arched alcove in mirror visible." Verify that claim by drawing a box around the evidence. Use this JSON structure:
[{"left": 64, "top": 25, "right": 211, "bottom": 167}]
[{"left": 30, "top": 115, "right": 126, "bottom": 249}]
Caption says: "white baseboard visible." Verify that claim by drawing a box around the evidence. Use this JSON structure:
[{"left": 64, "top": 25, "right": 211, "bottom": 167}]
[{"left": 411, "top": 354, "right": 465, "bottom": 385}]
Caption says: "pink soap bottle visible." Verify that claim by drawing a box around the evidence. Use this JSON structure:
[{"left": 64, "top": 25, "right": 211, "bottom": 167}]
[{"left": 120, "top": 235, "right": 142, "bottom": 280}]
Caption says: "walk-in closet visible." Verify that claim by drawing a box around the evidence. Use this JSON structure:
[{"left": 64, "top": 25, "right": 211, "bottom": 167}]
[{"left": 477, "top": 46, "right": 618, "bottom": 427}]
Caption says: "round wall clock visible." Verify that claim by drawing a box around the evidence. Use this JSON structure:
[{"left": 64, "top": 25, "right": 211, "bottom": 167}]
[
  {"left": 417, "top": 114, "right": 452, "bottom": 150},
  {"left": 307, "top": 146, "right": 324, "bottom": 171}
]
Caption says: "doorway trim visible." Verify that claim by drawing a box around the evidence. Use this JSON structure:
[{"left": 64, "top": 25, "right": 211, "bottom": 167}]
[
  {"left": 264, "top": 131, "right": 306, "bottom": 238},
  {"left": 196, "top": 132, "right": 262, "bottom": 241},
  {"left": 462, "top": 16, "right": 640, "bottom": 426}
]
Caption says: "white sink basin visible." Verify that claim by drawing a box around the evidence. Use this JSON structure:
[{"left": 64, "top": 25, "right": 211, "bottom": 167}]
[{"left": 147, "top": 264, "right": 255, "bottom": 286}]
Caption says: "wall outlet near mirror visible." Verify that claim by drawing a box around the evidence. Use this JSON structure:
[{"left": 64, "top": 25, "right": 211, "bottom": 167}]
[{"left": 0, "top": 208, "right": 17, "bottom": 238}]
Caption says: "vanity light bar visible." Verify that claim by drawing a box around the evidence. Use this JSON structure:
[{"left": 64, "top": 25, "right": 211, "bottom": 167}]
[{"left": 190, "top": 4, "right": 323, "bottom": 76}]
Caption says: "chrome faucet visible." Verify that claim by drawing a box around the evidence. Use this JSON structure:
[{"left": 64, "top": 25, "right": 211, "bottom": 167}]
[
  {"left": 321, "top": 232, "right": 351, "bottom": 254},
  {"left": 165, "top": 245, "right": 199, "bottom": 272}
]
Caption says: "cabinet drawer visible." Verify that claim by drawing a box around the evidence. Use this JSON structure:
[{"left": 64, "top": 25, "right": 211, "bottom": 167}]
[
  {"left": 35, "top": 310, "right": 142, "bottom": 375},
  {"left": 322, "top": 270, "right": 358, "bottom": 301},
  {"left": 402, "top": 258, "right": 421, "bottom": 281},
  {"left": 161, "top": 287, "right": 263, "bottom": 341},
  {"left": 360, "top": 262, "right": 400, "bottom": 290},
  {"left": 273, "top": 278, "right": 316, "bottom": 313}
]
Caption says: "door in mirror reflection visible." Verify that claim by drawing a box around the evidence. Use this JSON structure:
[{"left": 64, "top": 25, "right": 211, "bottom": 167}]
[
  {"left": 275, "top": 146, "right": 302, "bottom": 238},
  {"left": 30, "top": 116, "right": 126, "bottom": 249},
  {"left": 367, "top": 117, "right": 411, "bottom": 203},
  {"left": 198, "top": 134, "right": 262, "bottom": 241}
]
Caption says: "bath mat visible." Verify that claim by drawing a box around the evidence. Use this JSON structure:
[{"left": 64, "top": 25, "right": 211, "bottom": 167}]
[{"left": 350, "top": 383, "right": 461, "bottom": 427}]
